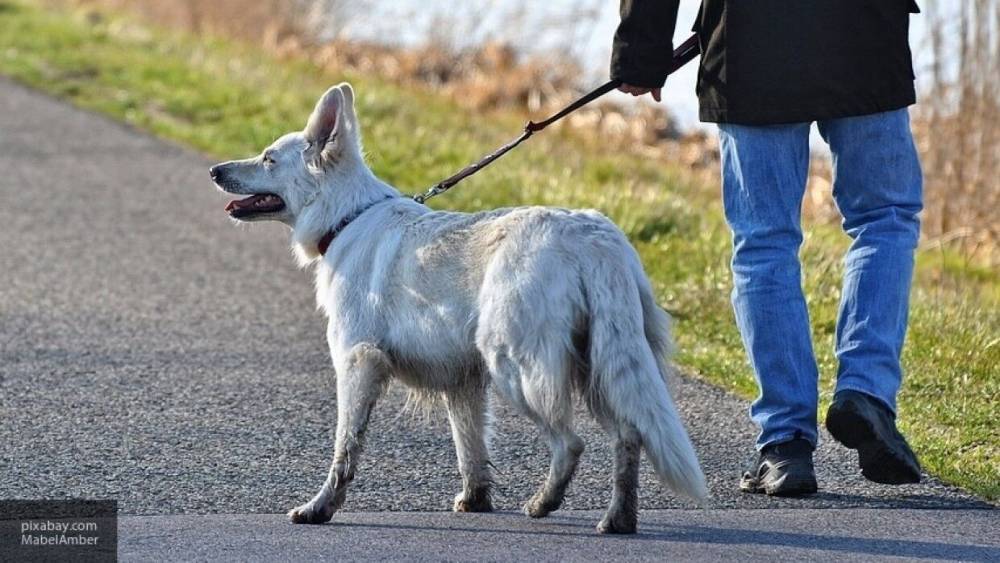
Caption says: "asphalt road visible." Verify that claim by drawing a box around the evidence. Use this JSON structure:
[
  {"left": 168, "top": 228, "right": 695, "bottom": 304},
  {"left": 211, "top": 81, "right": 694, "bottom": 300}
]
[
  {"left": 115, "top": 510, "right": 1000, "bottom": 562},
  {"left": 0, "top": 76, "right": 995, "bottom": 559}
]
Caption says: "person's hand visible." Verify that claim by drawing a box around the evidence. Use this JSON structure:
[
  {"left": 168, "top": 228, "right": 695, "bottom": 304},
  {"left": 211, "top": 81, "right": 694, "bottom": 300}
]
[{"left": 618, "top": 84, "right": 662, "bottom": 102}]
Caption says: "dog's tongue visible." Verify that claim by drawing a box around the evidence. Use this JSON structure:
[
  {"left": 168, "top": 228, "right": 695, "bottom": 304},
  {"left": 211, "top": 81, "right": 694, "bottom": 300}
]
[{"left": 225, "top": 194, "right": 279, "bottom": 212}]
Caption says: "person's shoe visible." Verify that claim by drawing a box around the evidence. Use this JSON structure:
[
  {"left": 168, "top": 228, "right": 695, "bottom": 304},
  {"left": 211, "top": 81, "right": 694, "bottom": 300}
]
[
  {"left": 739, "top": 438, "right": 818, "bottom": 496},
  {"left": 826, "top": 390, "right": 922, "bottom": 484}
]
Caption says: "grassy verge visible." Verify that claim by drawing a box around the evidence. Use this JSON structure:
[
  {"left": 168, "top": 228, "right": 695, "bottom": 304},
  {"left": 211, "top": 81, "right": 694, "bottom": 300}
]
[{"left": 1, "top": 0, "right": 996, "bottom": 499}]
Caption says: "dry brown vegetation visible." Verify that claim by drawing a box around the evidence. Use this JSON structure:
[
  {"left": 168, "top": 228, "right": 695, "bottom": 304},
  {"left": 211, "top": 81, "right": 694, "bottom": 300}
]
[
  {"left": 53, "top": 0, "right": 688, "bottom": 143},
  {"left": 914, "top": 0, "right": 999, "bottom": 264},
  {"left": 54, "top": 0, "right": 998, "bottom": 263},
  {"left": 57, "top": 0, "right": 589, "bottom": 111}
]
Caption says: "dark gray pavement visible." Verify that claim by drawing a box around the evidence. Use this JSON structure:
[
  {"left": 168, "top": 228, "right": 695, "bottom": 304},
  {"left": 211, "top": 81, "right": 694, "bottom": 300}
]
[
  {"left": 118, "top": 510, "right": 1000, "bottom": 562},
  {"left": 0, "top": 76, "right": 995, "bottom": 559}
]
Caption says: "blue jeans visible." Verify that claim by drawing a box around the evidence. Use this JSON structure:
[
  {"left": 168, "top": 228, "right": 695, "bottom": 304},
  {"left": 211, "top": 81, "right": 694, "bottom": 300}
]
[{"left": 718, "top": 109, "right": 923, "bottom": 450}]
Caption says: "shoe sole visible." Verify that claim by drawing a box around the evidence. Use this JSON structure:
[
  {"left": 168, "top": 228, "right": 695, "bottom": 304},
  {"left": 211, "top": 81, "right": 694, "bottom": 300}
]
[
  {"left": 740, "top": 475, "right": 818, "bottom": 497},
  {"left": 826, "top": 401, "right": 921, "bottom": 485}
]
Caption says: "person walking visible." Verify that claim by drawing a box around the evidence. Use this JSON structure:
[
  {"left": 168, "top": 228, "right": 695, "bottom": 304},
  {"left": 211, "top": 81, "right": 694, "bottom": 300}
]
[{"left": 611, "top": 0, "right": 924, "bottom": 496}]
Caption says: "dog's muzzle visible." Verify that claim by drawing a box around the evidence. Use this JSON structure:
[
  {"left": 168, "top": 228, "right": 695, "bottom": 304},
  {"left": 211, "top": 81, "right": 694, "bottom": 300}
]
[{"left": 210, "top": 164, "right": 286, "bottom": 219}]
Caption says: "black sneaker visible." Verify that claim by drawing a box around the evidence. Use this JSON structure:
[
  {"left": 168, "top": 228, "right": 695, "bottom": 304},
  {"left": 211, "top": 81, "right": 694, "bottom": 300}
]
[
  {"left": 826, "top": 390, "right": 922, "bottom": 484},
  {"left": 740, "top": 438, "right": 818, "bottom": 496}
]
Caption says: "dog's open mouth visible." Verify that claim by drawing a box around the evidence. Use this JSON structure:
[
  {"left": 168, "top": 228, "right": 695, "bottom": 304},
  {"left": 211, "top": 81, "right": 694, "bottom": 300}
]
[{"left": 224, "top": 194, "right": 286, "bottom": 218}]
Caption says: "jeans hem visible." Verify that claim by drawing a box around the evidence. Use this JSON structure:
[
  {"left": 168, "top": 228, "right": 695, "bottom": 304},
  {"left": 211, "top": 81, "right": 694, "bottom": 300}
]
[
  {"left": 834, "top": 382, "right": 897, "bottom": 416},
  {"left": 757, "top": 430, "right": 817, "bottom": 452}
]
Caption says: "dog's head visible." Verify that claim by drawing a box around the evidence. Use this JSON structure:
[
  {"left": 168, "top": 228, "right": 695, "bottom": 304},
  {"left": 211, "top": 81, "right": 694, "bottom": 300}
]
[{"left": 209, "top": 83, "right": 363, "bottom": 226}]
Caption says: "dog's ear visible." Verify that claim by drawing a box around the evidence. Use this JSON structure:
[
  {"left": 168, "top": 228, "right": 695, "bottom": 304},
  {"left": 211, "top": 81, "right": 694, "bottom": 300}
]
[
  {"left": 335, "top": 82, "right": 360, "bottom": 138},
  {"left": 303, "top": 86, "right": 345, "bottom": 165},
  {"left": 338, "top": 82, "right": 355, "bottom": 111}
]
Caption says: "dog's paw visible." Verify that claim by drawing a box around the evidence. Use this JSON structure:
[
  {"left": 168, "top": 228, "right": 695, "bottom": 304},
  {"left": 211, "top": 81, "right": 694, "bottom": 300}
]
[
  {"left": 453, "top": 489, "right": 494, "bottom": 513},
  {"left": 522, "top": 494, "right": 559, "bottom": 519},
  {"left": 596, "top": 512, "right": 637, "bottom": 535},
  {"left": 287, "top": 502, "right": 334, "bottom": 525}
]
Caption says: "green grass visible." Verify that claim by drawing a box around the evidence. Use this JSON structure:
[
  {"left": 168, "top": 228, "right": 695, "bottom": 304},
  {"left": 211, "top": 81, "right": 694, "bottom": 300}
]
[{"left": 1, "top": 0, "right": 996, "bottom": 500}]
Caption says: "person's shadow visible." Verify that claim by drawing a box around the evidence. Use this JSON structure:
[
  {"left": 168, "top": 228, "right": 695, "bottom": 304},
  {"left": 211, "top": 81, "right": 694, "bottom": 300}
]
[
  {"left": 645, "top": 521, "right": 999, "bottom": 561},
  {"left": 789, "top": 490, "right": 995, "bottom": 510}
]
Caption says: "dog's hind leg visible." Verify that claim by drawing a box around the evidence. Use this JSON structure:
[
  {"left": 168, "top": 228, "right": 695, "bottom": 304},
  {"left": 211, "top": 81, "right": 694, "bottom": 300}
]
[
  {"left": 445, "top": 381, "right": 494, "bottom": 512},
  {"left": 517, "top": 356, "right": 584, "bottom": 519},
  {"left": 476, "top": 253, "right": 585, "bottom": 519},
  {"left": 596, "top": 422, "right": 641, "bottom": 534},
  {"left": 522, "top": 417, "right": 584, "bottom": 518},
  {"left": 481, "top": 348, "right": 584, "bottom": 519},
  {"left": 288, "top": 343, "right": 389, "bottom": 524}
]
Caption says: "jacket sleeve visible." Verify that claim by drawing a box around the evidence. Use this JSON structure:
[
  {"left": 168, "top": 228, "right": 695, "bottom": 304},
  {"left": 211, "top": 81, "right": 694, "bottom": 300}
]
[{"left": 610, "top": 0, "right": 681, "bottom": 88}]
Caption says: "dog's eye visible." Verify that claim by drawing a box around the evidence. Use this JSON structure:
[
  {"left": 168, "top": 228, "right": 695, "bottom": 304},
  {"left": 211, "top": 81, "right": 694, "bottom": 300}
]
[{"left": 263, "top": 154, "right": 276, "bottom": 166}]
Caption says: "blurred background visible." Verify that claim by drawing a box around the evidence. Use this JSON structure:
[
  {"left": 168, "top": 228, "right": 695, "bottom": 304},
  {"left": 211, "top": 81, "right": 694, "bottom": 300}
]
[{"left": 41, "top": 0, "right": 1000, "bottom": 264}]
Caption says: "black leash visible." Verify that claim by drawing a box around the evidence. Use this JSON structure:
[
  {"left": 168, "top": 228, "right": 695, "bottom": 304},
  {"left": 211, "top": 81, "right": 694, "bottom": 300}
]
[{"left": 412, "top": 33, "right": 701, "bottom": 204}]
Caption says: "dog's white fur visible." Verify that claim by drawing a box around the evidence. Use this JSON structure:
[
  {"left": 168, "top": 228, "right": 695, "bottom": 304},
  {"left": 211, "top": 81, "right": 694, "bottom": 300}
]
[{"left": 211, "top": 83, "right": 707, "bottom": 533}]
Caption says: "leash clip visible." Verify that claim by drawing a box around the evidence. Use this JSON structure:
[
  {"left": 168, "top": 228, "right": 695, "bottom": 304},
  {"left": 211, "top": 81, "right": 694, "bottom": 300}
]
[{"left": 413, "top": 183, "right": 446, "bottom": 204}]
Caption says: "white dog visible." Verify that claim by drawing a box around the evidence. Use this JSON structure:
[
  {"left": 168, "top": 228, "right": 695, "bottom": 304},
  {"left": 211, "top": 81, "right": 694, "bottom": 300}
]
[{"left": 210, "top": 83, "right": 707, "bottom": 534}]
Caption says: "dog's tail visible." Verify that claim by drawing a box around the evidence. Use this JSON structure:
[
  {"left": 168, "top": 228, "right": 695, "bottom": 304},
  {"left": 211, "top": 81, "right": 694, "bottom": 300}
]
[{"left": 584, "top": 241, "right": 708, "bottom": 504}]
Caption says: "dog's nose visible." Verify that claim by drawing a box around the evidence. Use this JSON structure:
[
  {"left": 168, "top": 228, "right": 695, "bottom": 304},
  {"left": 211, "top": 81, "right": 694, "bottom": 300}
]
[{"left": 209, "top": 164, "right": 223, "bottom": 181}]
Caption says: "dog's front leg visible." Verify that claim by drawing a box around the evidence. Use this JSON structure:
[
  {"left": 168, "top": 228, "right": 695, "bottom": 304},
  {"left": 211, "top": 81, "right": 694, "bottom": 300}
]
[{"left": 288, "top": 343, "right": 389, "bottom": 524}]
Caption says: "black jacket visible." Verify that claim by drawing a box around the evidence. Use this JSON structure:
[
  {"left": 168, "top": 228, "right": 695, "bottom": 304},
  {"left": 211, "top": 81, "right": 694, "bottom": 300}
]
[{"left": 611, "top": 0, "right": 920, "bottom": 125}]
